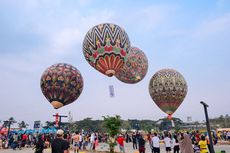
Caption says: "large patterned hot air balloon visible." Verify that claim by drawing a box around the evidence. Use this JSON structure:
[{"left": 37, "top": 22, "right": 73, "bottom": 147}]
[
  {"left": 115, "top": 46, "right": 148, "bottom": 84},
  {"left": 149, "top": 69, "right": 188, "bottom": 119},
  {"left": 83, "top": 23, "right": 131, "bottom": 77},
  {"left": 40, "top": 63, "right": 83, "bottom": 109}
]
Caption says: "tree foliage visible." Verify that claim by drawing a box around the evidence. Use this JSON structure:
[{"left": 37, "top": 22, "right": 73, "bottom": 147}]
[
  {"left": 157, "top": 117, "right": 183, "bottom": 131},
  {"left": 102, "top": 115, "right": 122, "bottom": 153},
  {"left": 102, "top": 115, "right": 122, "bottom": 137},
  {"left": 18, "top": 121, "right": 28, "bottom": 129},
  {"left": 43, "top": 121, "right": 55, "bottom": 129},
  {"left": 121, "top": 120, "right": 131, "bottom": 130},
  {"left": 3, "top": 117, "right": 16, "bottom": 128},
  {"left": 42, "top": 114, "right": 229, "bottom": 133},
  {"left": 210, "top": 114, "right": 230, "bottom": 128}
]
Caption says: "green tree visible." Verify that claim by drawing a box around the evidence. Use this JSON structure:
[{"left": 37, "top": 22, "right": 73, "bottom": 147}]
[
  {"left": 75, "top": 118, "right": 105, "bottom": 132},
  {"left": 209, "top": 114, "right": 230, "bottom": 128},
  {"left": 3, "top": 117, "right": 16, "bottom": 138},
  {"left": 18, "top": 121, "right": 28, "bottom": 129},
  {"left": 140, "top": 120, "right": 157, "bottom": 132},
  {"left": 4, "top": 117, "right": 16, "bottom": 127},
  {"left": 102, "top": 115, "right": 122, "bottom": 153},
  {"left": 68, "top": 122, "right": 78, "bottom": 133},
  {"left": 43, "top": 121, "right": 55, "bottom": 129},
  {"left": 121, "top": 120, "right": 131, "bottom": 130}
]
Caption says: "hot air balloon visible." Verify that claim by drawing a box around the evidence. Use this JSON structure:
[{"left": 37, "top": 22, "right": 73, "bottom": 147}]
[
  {"left": 149, "top": 69, "right": 188, "bottom": 119},
  {"left": 115, "top": 47, "right": 148, "bottom": 84},
  {"left": 83, "top": 23, "right": 131, "bottom": 77},
  {"left": 40, "top": 63, "right": 83, "bottom": 109}
]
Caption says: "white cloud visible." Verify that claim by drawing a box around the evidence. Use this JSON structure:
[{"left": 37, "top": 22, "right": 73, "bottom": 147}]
[
  {"left": 33, "top": 9, "right": 115, "bottom": 56},
  {"left": 77, "top": 0, "right": 92, "bottom": 7},
  {"left": 50, "top": 27, "right": 83, "bottom": 54},
  {"left": 138, "top": 5, "right": 175, "bottom": 30},
  {"left": 120, "top": 4, "right": 176, "bottom": 32},
  {"left": 192, "top": 13, "right": 230, "bottom": 39},
  {"left": 0, "top": 3, "right": 117, "bottom": 73},
  {"left": 216, "top": 0, "right": 230, "bottom": 10}
]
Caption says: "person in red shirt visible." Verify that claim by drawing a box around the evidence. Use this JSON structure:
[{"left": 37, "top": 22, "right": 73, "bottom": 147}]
[
  {"left": 117, "top": 134, "right": 125, "bottom": 153},
  {"left": 195, "top": 130, "right": 201, "bottom": 143},
  {"left": 22, "top": 133, "right": 28, "bottom": 147}
]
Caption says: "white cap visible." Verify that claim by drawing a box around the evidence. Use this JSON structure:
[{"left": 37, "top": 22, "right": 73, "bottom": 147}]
[{"left": 56, "top": 129, "right": 64, "bottom": 135}]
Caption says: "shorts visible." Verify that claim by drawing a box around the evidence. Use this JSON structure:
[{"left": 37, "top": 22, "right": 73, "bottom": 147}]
[
  {"left": 153, "top": 147, "right": 160, "bottom": 152},
  {"left": 166, "top": 147, "right": 171, "bottom": 151},
  {"left": 73, "top": 142, "right": 80, "bottom": 148}
]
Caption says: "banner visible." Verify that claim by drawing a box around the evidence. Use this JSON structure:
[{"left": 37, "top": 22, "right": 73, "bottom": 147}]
[
  {"left": 109, "top": 85, "right": 115, "bottom": 97},
  {"left": 33, "top": 121, "right": 41, "bottom": 129}
]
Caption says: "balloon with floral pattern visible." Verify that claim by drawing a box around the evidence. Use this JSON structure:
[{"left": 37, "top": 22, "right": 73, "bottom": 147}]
[
  {"left": 40, "top": 63, "right": 83, "bottom": 109},
  {"left": 115, "top": 47, "right": 148, "bottom": 84}
]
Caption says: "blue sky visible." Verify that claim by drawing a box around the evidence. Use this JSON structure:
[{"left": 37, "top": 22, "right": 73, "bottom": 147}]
[{"left": 0, "top": 0, "right": 230, "bottom": 127}]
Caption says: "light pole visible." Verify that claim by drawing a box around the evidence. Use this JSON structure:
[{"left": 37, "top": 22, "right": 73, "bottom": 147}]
[{"left": 200, "top": 101, "right": 215, "bottom": 153}]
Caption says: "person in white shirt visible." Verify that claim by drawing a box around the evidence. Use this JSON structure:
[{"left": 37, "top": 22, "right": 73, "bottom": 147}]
[
  {"left": 89, "top": 132, "right": 95, "bottom": 150},
  {"left": 79, "top": 133, "right": 83, "bottom": 150},
  {"left": 151, "top": 133, "right": 160, "bottom": 153},
  {"left": 163, "top": 133, "right": 172, "bottom": 153}
]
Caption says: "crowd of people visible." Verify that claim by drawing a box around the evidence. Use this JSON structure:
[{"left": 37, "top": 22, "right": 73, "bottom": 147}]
[
  {"left": 0, "top": 129, "right": 229, "bottom": 153},
  {"left": 0, "top": 132, "right": 54, "bottom": 150},
  {"left": 0, "top": 130, "right": 109, "bottom": 152},
  {"left": 119, "top": 130, "right": 230, "bottom": 153}
]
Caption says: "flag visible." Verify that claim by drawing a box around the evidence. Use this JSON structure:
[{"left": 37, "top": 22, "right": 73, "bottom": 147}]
[
  {"left": 55, "top": 113, "right": 59, "bottom": 127},
  {"left": 109, "top": 85, "right": 115, "bottom": 97}
]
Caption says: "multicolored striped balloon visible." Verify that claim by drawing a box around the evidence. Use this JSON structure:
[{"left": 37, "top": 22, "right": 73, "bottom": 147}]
[
  {"left": 149, "top": 69, "right": 188, "bottom": 117},
  {"left": 83, "top": 23, "right": 131, "bottom": 77},
  {"left": 115, "top": 47, "right": 148, "bottom": 84},
  {"left": 40, "top": 63, "right": 83, "bottom": 109}
]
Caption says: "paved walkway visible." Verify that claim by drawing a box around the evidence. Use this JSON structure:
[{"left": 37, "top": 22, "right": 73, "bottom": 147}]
[{"left": 0, "top": 143, "right": 229, "bottom": 153}]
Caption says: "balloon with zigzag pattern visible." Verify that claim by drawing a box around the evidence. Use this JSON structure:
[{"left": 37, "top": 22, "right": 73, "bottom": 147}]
[{"left": 83, "top": 23, "right": 131, "bottom": 77}]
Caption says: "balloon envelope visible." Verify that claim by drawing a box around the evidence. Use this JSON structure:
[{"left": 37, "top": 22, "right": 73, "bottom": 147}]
[
  {"left": 149, "top": 69, "right": 188, "bottom": 115},
  {"left": 83, "top": 23, "right": 130, "bottom": 77},
  {"left": 40, "top": 63, "right": 83, "bottom": 109},
  {"left": 115, "top": 47, "right": 148, "bottom": 84}
]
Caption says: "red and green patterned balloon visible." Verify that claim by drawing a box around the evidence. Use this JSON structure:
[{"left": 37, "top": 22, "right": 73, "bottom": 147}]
[
  {"left": 115, "top": 47, "right": 148, "bottom": 84},
  {"left": 40, "top": 63, "right": 83, "bottom": 109},
  {"left": 83, "top": 23, "right": 131, "bottom": 77},
  {"left": 149, "top": 69, "right": 188, "bottom": 117}
]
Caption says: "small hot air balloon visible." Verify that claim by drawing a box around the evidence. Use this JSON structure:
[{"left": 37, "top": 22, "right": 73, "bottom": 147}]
[
  {"left": 83, "top": 23, "right": 131, "bottom": 77},
  {"left": 115, "top": 47, "right": 148, "bottom": 84},
  {"left": 40, "top": 63, "right": 83, "bottom": 109},
  {"left": 149, "top": 69, "right": 188, "bottom": 119}
]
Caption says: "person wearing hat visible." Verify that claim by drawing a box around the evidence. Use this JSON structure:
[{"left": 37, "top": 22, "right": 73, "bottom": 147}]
[{"left": 51, "top": 129, "right": 69, "bottom": 153}]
